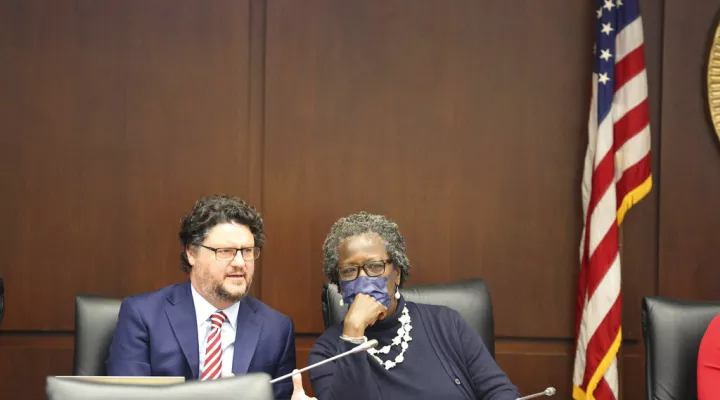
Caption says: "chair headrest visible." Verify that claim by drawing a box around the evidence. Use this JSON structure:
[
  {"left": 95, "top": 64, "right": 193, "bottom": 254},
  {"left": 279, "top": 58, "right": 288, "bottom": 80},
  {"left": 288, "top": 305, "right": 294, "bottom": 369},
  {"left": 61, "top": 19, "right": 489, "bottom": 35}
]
[
  {"left": 642, "top": 296, "right": 720, "bottom": 400},
  {"left": 73, "top": 295, "right": 123, "bottom": 376},
  {"left": 322, "top": 278, "right": 496, "bottom": 357}
]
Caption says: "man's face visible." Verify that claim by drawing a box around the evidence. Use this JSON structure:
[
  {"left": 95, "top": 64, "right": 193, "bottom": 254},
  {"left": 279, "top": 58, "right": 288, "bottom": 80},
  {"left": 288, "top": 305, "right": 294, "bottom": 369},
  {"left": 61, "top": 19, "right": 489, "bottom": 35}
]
[{"left": 187, "top": 222, "right": 256, "bottom": 306}]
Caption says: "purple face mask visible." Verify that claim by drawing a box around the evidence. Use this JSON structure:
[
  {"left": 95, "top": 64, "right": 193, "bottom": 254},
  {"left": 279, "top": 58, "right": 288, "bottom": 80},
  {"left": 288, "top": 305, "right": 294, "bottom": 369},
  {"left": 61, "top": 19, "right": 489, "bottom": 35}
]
[{"left": 340, "top": 275, "right": 392, "bottom": 308}]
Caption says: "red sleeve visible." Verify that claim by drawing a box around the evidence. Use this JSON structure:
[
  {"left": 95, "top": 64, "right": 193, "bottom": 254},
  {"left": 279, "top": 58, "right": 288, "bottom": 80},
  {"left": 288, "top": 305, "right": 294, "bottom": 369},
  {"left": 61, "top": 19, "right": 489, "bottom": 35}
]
[{"left": 698, "top": 314, "right": 720, "bottom": 400}]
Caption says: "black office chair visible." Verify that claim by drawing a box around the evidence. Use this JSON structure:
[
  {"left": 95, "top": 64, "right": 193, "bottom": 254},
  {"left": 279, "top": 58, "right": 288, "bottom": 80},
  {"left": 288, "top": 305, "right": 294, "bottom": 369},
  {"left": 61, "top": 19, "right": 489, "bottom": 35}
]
[
  {"left": 322, "top": 278, "right": 496, "bottom": 357},
  {"left": 641, "top": 296, "right": 720, "bottom": 400},
  {"left": 73, "top": 295, "right": 123, "bottom": 376}
]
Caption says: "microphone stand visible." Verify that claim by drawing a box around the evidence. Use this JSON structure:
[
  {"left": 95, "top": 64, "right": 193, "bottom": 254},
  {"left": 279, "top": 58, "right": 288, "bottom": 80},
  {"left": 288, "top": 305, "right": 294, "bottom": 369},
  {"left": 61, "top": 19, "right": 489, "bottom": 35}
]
[
  {"left": 516, "top": 387, "right": 556, "bottom": 400},
  {"left": 270, "top": 339, "right": 379, "bottom": 384}
]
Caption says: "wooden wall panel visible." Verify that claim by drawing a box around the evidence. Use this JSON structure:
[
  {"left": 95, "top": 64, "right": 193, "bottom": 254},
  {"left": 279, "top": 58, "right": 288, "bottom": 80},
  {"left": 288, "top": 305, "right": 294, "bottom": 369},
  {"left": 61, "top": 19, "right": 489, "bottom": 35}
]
[
  {"left": 0, "top": 0, "right": 255, "bottom": 331},
  {"left": 619, "top": 0, "right": 663, "bottom": 341},
  {"left": 620, "top": 343, "right": 646, "bottom": 400},
  {"left": 295, "top": 336, "right": 317, "bottom": 397},
  {"left": 262, "top": 0, "right": 592, "bottom": 338},
  {"left": 1, "top": 0, "right": 720, "bottom": 399},
  {"left": 245, "top": 0, "right": 268, "bottom": 295},
  {"left": 0, "top": 334, "right": 74, "bottom": 399},
  {"left": 495, "top": 340, "right": 573, "bottom": 397},
  {"left": 658, "top": 0, "right": 720, "bottom": 301}
]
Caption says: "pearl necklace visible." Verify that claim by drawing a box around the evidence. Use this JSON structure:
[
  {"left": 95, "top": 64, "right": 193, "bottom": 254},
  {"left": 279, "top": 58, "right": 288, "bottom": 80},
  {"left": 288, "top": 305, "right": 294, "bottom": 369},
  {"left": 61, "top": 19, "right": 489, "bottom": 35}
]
[{"left": 366, "top": 306, "right": 412, "bottom": 370}]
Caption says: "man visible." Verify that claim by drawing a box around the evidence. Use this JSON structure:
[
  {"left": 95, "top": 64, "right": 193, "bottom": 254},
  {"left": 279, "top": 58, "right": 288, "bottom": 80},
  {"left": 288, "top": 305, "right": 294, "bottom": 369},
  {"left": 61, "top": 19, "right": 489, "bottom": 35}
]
[{"left": 107, "top": 195, "right": 312, "bottom": 399}]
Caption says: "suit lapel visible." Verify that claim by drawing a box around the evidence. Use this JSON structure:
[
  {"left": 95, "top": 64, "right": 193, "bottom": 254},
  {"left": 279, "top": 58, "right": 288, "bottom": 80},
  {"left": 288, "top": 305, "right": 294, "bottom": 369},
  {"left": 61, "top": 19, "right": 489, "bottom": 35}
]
[
  {"left": 232, "top": 298, "right": 263, "bottom": 375},
  {"left": 165, "top": 281, "right": 200, "bottom": 379}
]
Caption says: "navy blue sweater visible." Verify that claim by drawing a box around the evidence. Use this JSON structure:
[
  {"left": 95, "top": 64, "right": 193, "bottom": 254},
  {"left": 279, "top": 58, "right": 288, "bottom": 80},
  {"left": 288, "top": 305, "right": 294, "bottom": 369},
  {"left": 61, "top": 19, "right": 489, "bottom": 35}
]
[{"left": 308, "top": 297, "right": 520, "bottom": 400}]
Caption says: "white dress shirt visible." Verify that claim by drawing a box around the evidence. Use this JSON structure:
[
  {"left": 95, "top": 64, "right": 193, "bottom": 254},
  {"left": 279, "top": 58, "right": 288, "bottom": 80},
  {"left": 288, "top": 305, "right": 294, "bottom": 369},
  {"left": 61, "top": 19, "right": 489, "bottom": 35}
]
[{"left": 190, "top": 284, "right": 241, "bottom": 378}]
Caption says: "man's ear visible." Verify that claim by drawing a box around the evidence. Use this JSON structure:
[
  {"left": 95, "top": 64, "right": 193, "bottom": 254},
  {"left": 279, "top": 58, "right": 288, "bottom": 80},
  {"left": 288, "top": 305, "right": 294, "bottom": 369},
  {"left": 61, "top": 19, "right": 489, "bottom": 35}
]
[{"left": 186, "top": 245, "right": 198, "bottom": 266}]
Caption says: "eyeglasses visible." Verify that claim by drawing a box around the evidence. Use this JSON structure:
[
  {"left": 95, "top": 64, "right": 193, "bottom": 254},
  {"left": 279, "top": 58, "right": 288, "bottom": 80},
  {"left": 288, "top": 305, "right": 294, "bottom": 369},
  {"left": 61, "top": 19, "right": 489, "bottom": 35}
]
[
  {"left": 199, "top": 244, "right": 261, "bottom": 261},
  {"left": 337, "top": 259, "right": 391, "bottom": 282}
]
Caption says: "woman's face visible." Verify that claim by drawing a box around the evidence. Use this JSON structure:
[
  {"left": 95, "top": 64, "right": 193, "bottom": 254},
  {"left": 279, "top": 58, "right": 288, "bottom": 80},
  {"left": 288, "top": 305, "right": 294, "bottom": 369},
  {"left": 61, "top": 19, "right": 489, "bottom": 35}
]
[{"left": 337, "top": 234, "right": 400, "bottom": 299}]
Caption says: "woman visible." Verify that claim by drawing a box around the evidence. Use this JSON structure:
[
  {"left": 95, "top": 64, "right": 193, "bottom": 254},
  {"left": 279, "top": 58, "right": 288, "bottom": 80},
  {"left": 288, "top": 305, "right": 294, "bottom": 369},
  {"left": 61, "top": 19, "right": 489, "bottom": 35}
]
[
  {"left": 698, "top": 313, "right": 720, "bottom": 399},
  {"left": 308, "top": 212, "right": 520, "bottom": 400}
]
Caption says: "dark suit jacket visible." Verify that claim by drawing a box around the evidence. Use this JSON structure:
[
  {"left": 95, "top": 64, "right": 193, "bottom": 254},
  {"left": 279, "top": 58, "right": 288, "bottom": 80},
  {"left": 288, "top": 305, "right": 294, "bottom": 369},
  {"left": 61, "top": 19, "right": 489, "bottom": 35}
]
[{"left": 106, "top": 281, "right": 296, "bottom": 399}]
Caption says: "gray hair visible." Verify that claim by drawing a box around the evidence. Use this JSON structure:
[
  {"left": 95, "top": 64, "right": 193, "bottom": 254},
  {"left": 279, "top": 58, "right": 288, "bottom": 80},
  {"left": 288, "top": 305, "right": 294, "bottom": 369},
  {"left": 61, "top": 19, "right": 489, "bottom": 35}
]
[{"left": 322, "top": 211, "right": 411, "bottom": 287}]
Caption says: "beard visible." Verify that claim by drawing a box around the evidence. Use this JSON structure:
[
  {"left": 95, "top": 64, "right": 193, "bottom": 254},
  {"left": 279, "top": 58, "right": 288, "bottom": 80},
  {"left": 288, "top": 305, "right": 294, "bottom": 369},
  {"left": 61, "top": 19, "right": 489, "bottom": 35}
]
[
  {"left": 195, "top": 264, "right": 252, "bottom": 305},
  {"left": 211, "top": 277, "right": 251, "bottom": 303}
]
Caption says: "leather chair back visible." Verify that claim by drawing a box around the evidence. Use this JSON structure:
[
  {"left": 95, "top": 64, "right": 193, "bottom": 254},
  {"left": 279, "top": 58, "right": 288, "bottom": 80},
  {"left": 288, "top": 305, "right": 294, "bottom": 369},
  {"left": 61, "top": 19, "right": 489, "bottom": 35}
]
[
  {"left": 641, "top": 296, "right": 720, "bottom": 400},
  {"left": 322, "top": 278, "right": 496, "bottom": 357},
  {"left": 73, "top": 295, "right": 123, "bottom": 376}
]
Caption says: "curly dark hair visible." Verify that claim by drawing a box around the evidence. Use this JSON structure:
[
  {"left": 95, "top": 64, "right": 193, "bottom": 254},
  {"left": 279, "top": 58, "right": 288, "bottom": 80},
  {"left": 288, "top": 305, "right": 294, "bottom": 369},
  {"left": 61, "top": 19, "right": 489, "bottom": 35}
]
[
  {"left": 322, "top": 211, "right": 411, "bottom": 288},
  {"left": 178, "top": 195, "right": 265, "bottom": 273}
]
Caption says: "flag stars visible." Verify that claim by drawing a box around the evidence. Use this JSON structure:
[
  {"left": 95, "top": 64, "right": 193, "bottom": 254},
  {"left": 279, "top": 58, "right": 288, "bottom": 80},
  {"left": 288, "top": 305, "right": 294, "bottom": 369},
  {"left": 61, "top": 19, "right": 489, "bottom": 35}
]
[
  {"left": 596, "top": 7, "right": 603, "bottom": 19},
  {"left": 598, "top": 73, "right": 611, "bottom": 85},
  {"left": 601, "top": 22, "right": 614, "bottom": 36},
  {"left": 617, "top": 0, "right": 623, "bottom": 7},
  {"left": 599, "top": 49, "right": 612, "bottom": 61},
  {"left": 603, "top": 0, "right": 615, "bottom": 11}
]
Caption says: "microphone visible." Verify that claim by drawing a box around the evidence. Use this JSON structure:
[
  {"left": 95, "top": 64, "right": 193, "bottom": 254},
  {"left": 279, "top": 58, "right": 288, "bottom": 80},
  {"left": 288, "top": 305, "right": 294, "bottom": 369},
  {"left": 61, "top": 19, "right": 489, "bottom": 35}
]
[
  {"left": 270, "top": 339, "right": 379, "bottom": 384},
  {"left": 516, "top": 387, "right": 556, "bottom": 400}
]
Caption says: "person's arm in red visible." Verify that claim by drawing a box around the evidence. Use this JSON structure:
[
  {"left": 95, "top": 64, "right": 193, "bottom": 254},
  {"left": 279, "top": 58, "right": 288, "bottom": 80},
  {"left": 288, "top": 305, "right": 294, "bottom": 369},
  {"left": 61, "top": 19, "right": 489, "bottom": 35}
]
[{"left": 698, "top": 313, "right": 720, "bottom": 400}]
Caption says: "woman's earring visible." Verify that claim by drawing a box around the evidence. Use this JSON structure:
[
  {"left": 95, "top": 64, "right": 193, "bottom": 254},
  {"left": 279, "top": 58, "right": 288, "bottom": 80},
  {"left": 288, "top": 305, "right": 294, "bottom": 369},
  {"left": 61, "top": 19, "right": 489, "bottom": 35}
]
[{"left": 395, "top": 286, "right": 400, "bottom": 299}]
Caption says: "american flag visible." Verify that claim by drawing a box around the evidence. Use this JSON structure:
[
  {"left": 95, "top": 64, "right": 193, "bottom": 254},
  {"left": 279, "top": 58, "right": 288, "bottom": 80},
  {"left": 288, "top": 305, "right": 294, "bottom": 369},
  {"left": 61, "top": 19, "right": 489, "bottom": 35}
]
[{"left": 572, "top": 0, "right": 652, "bottom": 399}]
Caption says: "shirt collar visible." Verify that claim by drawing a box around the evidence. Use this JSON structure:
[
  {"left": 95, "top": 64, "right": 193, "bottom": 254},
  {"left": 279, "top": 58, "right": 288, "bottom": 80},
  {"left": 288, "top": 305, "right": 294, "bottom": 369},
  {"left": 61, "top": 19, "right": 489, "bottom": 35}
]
[{"left": 190, "top": 283, "right": 241, "bottom": 330}]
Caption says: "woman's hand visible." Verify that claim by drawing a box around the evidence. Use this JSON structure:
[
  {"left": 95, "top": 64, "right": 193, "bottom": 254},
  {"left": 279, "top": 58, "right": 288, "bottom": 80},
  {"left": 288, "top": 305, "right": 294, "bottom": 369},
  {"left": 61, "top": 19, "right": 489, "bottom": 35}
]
[
  {"left": 291, "top": 370, "right": 317, "bottom": 400},
  {"left": 342, "top": 293, "right": 388, "bottom": 337}
]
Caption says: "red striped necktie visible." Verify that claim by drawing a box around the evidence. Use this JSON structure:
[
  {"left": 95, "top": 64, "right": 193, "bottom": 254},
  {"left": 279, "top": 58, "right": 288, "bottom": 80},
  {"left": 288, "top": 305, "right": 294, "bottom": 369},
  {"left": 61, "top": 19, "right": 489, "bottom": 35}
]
[{"left": 200, "top": 311, "right": 228, "bottom": 380}]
